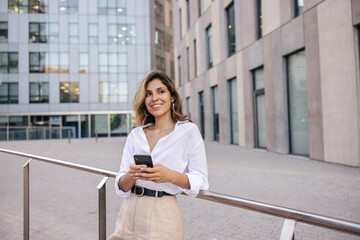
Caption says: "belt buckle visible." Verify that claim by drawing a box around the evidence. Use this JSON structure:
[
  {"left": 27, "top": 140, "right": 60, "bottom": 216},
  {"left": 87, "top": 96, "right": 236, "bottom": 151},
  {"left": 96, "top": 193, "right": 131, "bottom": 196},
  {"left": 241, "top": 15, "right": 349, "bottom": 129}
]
[{"left": 134, "top": 186, "right": 144, "bottom": 197}]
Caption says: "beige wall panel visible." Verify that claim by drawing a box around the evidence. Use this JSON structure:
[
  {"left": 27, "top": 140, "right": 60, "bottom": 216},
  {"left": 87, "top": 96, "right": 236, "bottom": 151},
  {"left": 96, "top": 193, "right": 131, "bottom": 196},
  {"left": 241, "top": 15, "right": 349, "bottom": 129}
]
[
  {"left": 280, "top": 0, "right": 292, "bottom": 25},
  {"left": 263, "top": 34, "right": 276, "bottom": 152},
  {"left": 303, "top": 8, "right": 324, "bottom": 161},
  {"left": 304, "top": 0, "right": 325, "bottom": 12},
  {"left": 248, "top": 39, "right": 264, "bottom": 70},
  {"left": 242, "top": 48, "right": 255, "bottom": 148},
  {"left": 352, "top": 0, "right": 360, "bottom": 25},
  {"left": 281, "top": 15, "right": 305, "bottom": 56},
  {"left": 211, "top": 0, "right": 222, "bottom": 66},
  {"left": 318, "top": 0, "right": 360, "bottom": 166},
  {"left": 217, "top": 63, "right": 231, "bottom": 144},
  {"left": 262, "top": 0, "right": 281, "bottom": 36},
  {"left": 239, "top": 0, "right": 257, "bottom": 49},
  {"left": 236, "top": 51, "right": 247, "bottom": 147},
  {"left": 271, "top": 28, "right": 290, "bottom": 154}
]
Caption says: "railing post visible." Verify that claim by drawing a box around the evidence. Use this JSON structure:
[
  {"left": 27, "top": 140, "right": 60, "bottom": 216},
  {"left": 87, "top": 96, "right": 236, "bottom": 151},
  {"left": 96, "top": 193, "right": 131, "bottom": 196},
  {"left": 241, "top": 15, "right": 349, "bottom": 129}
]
[
  {"left": 23, "top": 159, "right": 32, "bottom": 240},
  {"left": 97, "top": 177, "right": 109, "bottom": 240},
  {"left": 280, "top": 218, "right": 297, "bottom": 240}
]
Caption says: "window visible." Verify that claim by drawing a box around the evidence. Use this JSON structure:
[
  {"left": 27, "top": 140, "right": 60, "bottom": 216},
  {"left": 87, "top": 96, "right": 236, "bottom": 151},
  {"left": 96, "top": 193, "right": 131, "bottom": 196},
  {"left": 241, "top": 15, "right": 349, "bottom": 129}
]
[
  {"left": 194, "top": 39, "right": 197, "bottom": 77},
  {"left": 88, "top": 24, "right": 98, "bottom": 44},
  {"left": 108, "top": 24, "right": 136, "bottom": 45},
  {"left": 212, "top": 85, "right": 219, "bottom": 141},
  {"left": 99, "top": 81, "right": 128, "bottom": 103},
  {"left": 256, "top": 0, "right": 262, "bottom": 39},
  {"left": 206, "top": 25, "right": 213, "bottom": 69},
  {"left": 155, "top": 1, "right": 165, "bottom": 24},
  {"left": 155, "top": 28, "right": 166, "bottom": 50},
  {"left": 198, "top": 0, "right": 202, "bottom": 17},
  {"left": 60, "top": 82, "right": 79, "bottom": 103},
  {"left": 98, "top": 0, "right": 126, "bottom": 15},
  {"left": 186, "top": 0, "right": 191, "bottom": 29},
  {"left": 29, "top": 22, "right": 59, "bottom": 43},
  {"left": 29, "top": 52, "right": 69, "bottom": 73},
  {"left": 253, "top": 67, "right": 267, "bottom": 148},
  {"left": 29, "top": 82, "right": 49, "bottom": 103},
  {"left": 59, "top": 0, "right": 78, "bottom": 14},
  {"left": 110, "top": 114, "right": 127, "bottom": 136},
  {"left": 0, "top": 82, "right": 18, "bottom": 104},
  {"left": 287, "top": 50, "right": 309, "bottom": 155},
  {"left": 186, "top": 97, "right": 191, "bottom": 120},
  {"left": 98, "top": 53, "right": 127, "bottom": 74},
  {"left": 199, "top": 91, "right": 204, "bottom": 138},
  {"left": 186, "top": 47, "right": 190, "bottom": 82},
  {"left": 0, "top": 22, "right": 8, "bottom": 43},
  {"left": 294, "top": 0, "right": 304, "bottom": 17},
  {"left": 156, "top": 55, "right": 165, "bottom": 72},
  {"left": 229, "top": 78, "right": 238, "bottom": 144},
  {"left": 69, "top": 23, "right": 78, "bottom": 43},
  {"left": 165, "top": 33, "right": 173, "bottom": 52},
  {"left": 169, "top": 10, "right": 173, "bottom": 28},
  {"left": 0, "top": 52, "right": 18, "bottom": 73},
  {"left": 170, "top": 60, "right": 175, "bottom": 80},
  {"left": 8, "top": 0, "right": 47, "bottom": 13},
  {"left": 226, "top": 2, "right": 236, "bottom": 57},
  {"left": 79, "top": 52, "right": 89, "bottom": 73},
  {"left": 91, "top": 114, "right": 108, "bottom": 137}
]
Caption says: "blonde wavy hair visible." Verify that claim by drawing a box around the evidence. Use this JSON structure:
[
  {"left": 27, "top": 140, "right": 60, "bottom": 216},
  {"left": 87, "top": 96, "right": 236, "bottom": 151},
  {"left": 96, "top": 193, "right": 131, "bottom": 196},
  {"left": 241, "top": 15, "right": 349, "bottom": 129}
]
[{"left": 133, "top": 70, "right": 190, "bottom": 126}]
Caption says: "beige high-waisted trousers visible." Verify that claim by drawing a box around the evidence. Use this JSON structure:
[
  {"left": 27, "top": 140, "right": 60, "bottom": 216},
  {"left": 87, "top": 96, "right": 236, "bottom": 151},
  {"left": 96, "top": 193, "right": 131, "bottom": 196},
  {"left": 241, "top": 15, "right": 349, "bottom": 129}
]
[{"left": 108, "top": 194, "right": 184, "bottom": 240}]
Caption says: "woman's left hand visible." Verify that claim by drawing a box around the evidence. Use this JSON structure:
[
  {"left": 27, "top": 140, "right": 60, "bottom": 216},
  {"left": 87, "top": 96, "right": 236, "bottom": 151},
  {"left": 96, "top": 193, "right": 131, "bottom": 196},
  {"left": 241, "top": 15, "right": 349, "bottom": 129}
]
[{"left": 135, "top": 164, "right": 173, "bottom": 183}]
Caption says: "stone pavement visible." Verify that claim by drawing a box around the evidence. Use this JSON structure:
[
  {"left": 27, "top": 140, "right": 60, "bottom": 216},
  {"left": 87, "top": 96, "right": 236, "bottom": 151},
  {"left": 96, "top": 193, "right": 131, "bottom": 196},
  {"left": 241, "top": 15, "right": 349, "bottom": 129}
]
[{"left": 0, "top": 137, "right": 359, "bottom": 240}]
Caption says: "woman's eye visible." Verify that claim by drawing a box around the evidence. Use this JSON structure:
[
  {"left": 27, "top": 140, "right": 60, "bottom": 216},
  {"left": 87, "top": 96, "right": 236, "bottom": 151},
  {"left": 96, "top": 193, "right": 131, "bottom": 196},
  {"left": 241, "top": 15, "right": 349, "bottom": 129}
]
[
  {"left": 145, "top": 92, "right": 151, "bottom": 97},
  {"left": 158, "top": 90, "right": 164, "bottom": 94}
]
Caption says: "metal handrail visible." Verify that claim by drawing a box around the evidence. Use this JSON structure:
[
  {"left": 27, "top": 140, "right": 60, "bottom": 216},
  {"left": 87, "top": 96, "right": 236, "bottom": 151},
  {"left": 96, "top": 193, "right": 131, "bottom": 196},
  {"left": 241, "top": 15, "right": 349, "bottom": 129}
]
[{"left": 1, "top": 148, "right": 360, "bottom": 239}]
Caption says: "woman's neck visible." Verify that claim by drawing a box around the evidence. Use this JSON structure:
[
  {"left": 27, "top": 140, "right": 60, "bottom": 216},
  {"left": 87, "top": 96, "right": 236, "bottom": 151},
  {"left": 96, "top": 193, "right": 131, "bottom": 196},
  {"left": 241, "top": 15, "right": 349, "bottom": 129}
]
[{"left": 153, "top": 114, "right": 176, "bottom": 132}]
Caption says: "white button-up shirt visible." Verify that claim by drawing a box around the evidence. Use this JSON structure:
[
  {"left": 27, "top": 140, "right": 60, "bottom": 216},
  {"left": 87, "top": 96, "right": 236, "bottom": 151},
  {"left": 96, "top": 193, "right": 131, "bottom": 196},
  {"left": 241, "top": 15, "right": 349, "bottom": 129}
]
[{"left": 115, "top": 121, "right": 209, "bottom": 197}]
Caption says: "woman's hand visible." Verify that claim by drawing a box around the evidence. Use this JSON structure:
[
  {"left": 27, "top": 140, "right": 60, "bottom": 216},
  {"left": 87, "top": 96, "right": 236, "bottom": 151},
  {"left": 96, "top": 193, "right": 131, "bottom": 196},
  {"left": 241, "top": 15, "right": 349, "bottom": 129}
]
[
  {"left": 128, "top": 163, "right": 148, "bottom": 179},
  {"left": 135, "top": 164, "right": 172, "bottom": 183},
  {"left": 136, "top": 164, "right": 190, "bottom": 189}
]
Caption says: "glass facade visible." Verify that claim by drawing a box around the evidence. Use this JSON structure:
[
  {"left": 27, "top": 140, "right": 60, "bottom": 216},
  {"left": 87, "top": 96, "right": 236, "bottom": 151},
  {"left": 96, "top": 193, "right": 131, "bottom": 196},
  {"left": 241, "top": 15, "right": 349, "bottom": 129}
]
[
  {"left": 79, "top": 52, "right": 89, "bottom": 73},
  {"left": 110, "top": 114, "right": 127, "bottom": 136},
  {"left": 206, "top": 25, "right": 213, "bottom": 69},
  {"left": 98, "top": 0, "right": 126, "bottom": 15},
  {"left": 69, "top": 23, "right": 78, "bottom": 43},
  {"left": 29, "top": 52, "right": 69, "bottom": 73},
  {"left": 256, "top": 0, "right": 262, "bottom": 39},
  {"left": 0, "top": 52, "right": 18, "bottom": 73},
  {"left": 186, "top": 97, "right": 191, "bottom": 120},
  {"left": 98, "top": 53, "right": 127, "bottom": 73},
  {"left": 156, "top": 55, "right": 165, "bottom": 72},
  {"left": 0, "top": 22, "right": 8, "bottom": 43},
  {"left": 29, "top": 22, "right": 59, "bottom": 43},
  {"left": 29, "top": 82, "right": 49, "bottom": 103},
  {"left": 199, "top": 91, "right": 204, "bottom": 138},
  {"left": 88, "top": 23, "right": 98, "bottom": 44},
  {"left": 155, "top": 1, "right": 165, "bottom": 24},
  {"left": 99, "top": 82, "right": 128, "bottom": 103},
  {"left": 253, "top": 67, "right": 267, "bottom": 148},
  {"left": 295, "top": 0, "right": 304, "bottom": 17},
  {"left": 212, "top": 85, "right": 219, "bottom": 141},
  {"left": 60, "top": 82, "right": 79, "bottom": 103},
  {"left": 59, "top": 0, "right": 78, "bottom": 14},
  {"left": 108, "top": 24, "right": 136, "bottom": 45},
  {"left": 91, "top": 114, "right": 108, "bottom": 137},
  {"left": 229, "top": 78, "right": 238, "bottom": 144},
  {"left": 287, "top": 50, "right": 309, "bottom": 155},
  {"left": 8, "top": 0, "right": 47, "bottom": 13},
  {"left": 226, "top": 2, "right": 236, "bottom": 57},
  {"left": 0, "top": 82, "right": 18, "bottom": 104}
]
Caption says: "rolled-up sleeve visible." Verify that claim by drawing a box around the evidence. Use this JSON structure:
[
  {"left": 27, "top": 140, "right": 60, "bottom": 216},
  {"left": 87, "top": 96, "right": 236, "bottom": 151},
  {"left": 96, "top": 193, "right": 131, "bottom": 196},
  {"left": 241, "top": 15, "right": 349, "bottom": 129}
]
[
  {"left": 182, "top": 127, "right": 209, "bottom": 197},
  {"left": 114, "top": 131, "right": 134, "bottom": 197}
]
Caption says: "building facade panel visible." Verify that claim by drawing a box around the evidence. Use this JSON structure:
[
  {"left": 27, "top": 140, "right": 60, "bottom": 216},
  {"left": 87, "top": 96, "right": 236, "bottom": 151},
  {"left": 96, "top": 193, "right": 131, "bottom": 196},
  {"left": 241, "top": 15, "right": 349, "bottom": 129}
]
[
  {"left": 303, "top": 7, "right": 324, "bottom": 161},
  {"left": 318, "top": 0, "right": 360, "bottom": 166}
]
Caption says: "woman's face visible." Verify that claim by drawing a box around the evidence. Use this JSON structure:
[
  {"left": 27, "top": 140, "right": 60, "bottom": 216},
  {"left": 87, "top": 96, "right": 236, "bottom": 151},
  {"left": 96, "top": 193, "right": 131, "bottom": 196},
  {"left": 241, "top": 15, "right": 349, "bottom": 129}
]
[{"left": 145, "top": 79, "right": 174, "bottom": 119}]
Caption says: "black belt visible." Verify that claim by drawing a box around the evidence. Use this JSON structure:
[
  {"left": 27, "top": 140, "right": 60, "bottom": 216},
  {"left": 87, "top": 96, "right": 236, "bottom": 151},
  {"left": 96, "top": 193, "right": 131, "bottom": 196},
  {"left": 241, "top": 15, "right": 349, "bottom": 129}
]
[{"left": 131, "top": 185, "right": 172, "bottom": 198}]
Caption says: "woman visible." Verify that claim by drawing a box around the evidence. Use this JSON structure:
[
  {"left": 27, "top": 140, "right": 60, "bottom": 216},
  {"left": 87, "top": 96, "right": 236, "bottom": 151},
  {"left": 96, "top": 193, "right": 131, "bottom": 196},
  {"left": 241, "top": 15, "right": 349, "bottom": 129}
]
[{"left": 108, "top": 70, "right": 209, "bottom": 240}]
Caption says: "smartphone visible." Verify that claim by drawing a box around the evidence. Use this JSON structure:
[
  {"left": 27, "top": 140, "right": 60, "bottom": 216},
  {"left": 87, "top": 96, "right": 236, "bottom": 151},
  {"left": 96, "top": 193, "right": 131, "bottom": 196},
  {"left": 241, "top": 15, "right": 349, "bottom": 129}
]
[{"left": 133, "top": 155, "right": 153, "bottom": 168}]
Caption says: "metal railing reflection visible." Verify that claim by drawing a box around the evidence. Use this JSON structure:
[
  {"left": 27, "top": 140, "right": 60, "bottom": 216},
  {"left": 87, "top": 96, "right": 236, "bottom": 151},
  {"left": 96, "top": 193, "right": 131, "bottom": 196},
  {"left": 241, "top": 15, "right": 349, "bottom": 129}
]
[{"left": 0, "top": 148, "right": 359, "bottom": 240}]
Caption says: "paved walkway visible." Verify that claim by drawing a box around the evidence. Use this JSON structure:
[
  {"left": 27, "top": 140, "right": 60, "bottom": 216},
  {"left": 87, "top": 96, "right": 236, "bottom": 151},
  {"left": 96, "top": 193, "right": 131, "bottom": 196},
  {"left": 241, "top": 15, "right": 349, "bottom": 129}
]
[{"left": 0, "top": 137, "right": 359, "bottom": 240}]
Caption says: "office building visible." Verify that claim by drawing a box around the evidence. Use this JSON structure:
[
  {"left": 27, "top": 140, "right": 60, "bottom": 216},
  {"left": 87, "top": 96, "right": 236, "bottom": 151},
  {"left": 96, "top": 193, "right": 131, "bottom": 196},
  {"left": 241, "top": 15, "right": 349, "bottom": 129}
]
[
  {"left": 173, "top": 0, "right": 360, "bottom": 166},
  {"left": 0, "top": 0, "right": 174, "bottom": 140}
]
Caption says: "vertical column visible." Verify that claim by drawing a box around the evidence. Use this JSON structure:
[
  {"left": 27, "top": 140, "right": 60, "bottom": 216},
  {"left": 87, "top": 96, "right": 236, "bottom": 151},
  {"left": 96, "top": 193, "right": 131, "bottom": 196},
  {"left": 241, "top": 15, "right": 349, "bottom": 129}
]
[
  {"left": 23, "top": 159, "right": 32, "bottom": 240},
  {"left": 97, "top": 177, "right": 109, "bottom": 240}
]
